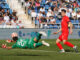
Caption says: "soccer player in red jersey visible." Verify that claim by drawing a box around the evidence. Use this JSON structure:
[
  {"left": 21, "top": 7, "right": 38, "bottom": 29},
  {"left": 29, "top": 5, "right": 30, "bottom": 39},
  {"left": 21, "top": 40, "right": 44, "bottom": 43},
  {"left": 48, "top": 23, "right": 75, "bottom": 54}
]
[{"left": 54, "top": 9, "right": 78, "bottom": 53}]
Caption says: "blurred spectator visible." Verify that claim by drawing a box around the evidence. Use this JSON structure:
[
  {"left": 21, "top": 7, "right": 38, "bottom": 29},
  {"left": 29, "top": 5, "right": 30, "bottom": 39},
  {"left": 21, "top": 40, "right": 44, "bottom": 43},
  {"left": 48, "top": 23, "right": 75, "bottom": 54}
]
[
  {"left": 21, "top": 0, "right": 25, "bottom": 6},
  {"left": 0, "top": 1, "right": 19, "bottom": 28},
  {"left": 77, "top": 11, "right": 80, "bottom": 20},
  {"left": 50, "top": 16, "right": 56, "bottom": 24},
  {"left": 4, "top": 13, "right": 10, "bottom": 24},
  {"left": 18, "top": 21, "right": 24, "bottom": 28},
  {"left": 25, "top": 1, "right": 30, "bottom": 8},
  {"left": 11, "top": 20, "right": 17, "bottom": 27},
  {"left": 23, "top": 0, "right": 80, "bottom": 28},
  {"left": 12, "top": 10, "right": 17, "bottom": 16},
  {"left": 31, "top": 10, "right": 37, "bottom": 21},
  {"left": 66, "top": 9, "right": 71, "bottom": 18},
  {"left": 0, "top": 13, "right": 3, "bottom": 23},
  {"left": 7, "top": 9, "right": 11, "bottom": 16},
  {"left": 1, "top": 9, "right": 5, "bottom": 15},
  {"left": 37, "top": 11, "right": 43, "bottom": 19},
  {"left": 73, "top": 1, "right": 79, "bottom": 7},
  {"left": 48, "top": 7, "right": 52, "bottom": 12},
  {"left": 35, "top": 1, "right": 40, "bottom": 10},
  {"left": 47, "top": 11, "right": 53, "bottom": 18},
  {"left": 40, "top": 6, "right": 45, "bottom": 14},
  {"left": 71, "top": 10, "right": 77, "bottom": 20}
]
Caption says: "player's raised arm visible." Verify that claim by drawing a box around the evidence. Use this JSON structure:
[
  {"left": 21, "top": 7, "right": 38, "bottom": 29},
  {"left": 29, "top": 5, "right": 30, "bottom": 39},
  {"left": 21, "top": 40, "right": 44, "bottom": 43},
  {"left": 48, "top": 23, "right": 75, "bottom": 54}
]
[
  {"left": 69, "top": 22, "right": 73, "bottom": 34},
  {"left": 53, "top": 28, "right": 62, "bottom": 34}
]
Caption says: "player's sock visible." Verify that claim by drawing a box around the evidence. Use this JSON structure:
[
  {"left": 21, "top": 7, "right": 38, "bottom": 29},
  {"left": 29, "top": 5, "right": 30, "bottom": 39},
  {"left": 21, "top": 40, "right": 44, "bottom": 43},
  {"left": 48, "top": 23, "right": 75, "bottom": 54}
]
[
  {"left": 59, "top": 49, "right": 65, "bottom": 53},
  {"left": 56, "top": 42, "right": 63, "bottom": 50},
  {"left": 64, "top": 41, "right": 74, "bottom": 48},
  {"left": 73, "top": 46, "right": 78, "bottom": 53},
  {"left": 35, "top": 42, "right": 43, "bottom": 47}
]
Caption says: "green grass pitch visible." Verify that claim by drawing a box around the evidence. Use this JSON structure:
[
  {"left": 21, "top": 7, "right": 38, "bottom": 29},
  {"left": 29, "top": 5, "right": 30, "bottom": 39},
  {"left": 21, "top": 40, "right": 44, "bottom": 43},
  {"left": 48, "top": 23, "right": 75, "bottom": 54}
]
[{"left": 0, "top": 39, "right": 80, "bottom": 60}]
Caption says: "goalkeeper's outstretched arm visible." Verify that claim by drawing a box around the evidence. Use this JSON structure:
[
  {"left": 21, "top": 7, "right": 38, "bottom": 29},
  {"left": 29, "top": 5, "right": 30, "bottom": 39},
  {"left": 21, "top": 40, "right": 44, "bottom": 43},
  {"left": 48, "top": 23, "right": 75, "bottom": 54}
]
[{"left": 2, "top": 44, "right": 12, "bottom": 49}]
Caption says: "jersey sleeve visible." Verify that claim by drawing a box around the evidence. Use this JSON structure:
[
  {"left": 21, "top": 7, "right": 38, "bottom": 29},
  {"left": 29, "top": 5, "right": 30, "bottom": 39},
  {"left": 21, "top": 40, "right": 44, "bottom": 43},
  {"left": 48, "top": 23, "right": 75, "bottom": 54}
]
[
  {"left": 12, "top": 44, "right": 17, "bottom": 48},
  {"left": 66, "top": 17, "right": 70, "bottom": 23}
]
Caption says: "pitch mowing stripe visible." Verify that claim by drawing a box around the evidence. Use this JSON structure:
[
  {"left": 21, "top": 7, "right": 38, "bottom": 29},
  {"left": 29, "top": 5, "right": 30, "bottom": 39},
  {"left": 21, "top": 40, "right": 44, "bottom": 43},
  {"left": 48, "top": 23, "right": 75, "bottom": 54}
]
[
  {"left": 24, "top": 49, "right": 80, "bottom": 54},
  {"left": 13, "top": 49, "right": 80, "bottom": 54},
  {"left": 0, "top": 48, "right": 80, "bottom": 54}
]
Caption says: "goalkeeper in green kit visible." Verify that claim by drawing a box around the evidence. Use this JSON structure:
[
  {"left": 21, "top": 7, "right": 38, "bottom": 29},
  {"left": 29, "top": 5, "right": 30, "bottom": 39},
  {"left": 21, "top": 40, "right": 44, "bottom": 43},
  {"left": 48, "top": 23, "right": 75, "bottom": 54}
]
[{"left": 2, "top": 31, "right": 50, "bottom": 49}]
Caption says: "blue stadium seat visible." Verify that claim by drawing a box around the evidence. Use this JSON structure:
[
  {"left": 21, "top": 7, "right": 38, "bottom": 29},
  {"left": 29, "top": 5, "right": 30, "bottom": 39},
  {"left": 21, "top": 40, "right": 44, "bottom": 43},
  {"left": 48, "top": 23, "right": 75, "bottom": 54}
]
[
  {"left": 35, "top": 20, "right": 39, "bottom": 25},
  {"left": 49, "top": 3, "right": 53, "bottom": 7},
  {"left": 71, "top": 20, "right": 74, "bottom": 23},
  {"left": 43, "top": 15, "right": 46, "bottom": 17},
  {"left": 45, "top": 10, "right": 48, "bottom": 14},
  {"left": 45, "top": 5, "right": 49, "bottom": 10},
  {"left": 40, "top": 4, "right": 44, "bottom": 7},
  {"left": 49, "top": 25, "right": 54, "bottom": 29},
  {"left": 5, "top": 3, "right": 9, "bottom": 8},
  {"left": 34, "top": 7, "right": 38, "bottom": 13},
  {"left": 74, "top": 25, "right": 78, "bottom": 29},
  {"left": 77, "top": 0, "right": 80, "bottom": 5},
  {"left": 2, "top": 3, "right": 9, "bottom": 8},
  {"left": 78, "top": 3, "right": 80, "bottom": 5},
  {"left": 28, "top": 9, "right": 31, "bottom": 15},
  {"left": 48, "top": 25, "right": 58, "bottom": 29},
  {"left": 0, "top": 0, "right": 6, "bottom": 2},
  {"left": 0, "top": 4, "right": 3, "bottom": 8},
  {"left": 52, "top": 0, "right": 56, "bottom": 1},
  {"left": 53, "top": 25, "right": 58, "bottom": 29},
  {"left": 35, "top": 10, "right": 38, "bottom": 13},
  {"left": 9, "top": 9, "right": 12, "bottom": 14},
  {"left": 79, "top": 26, "right": 80, "bottom": 29},
  {"left": 56, "top": 20, "right": 60, "bottom": 23},
  {"left": 2, "top": 4, "right": 5, "bottom": 8},
  {"left": 4, "top": 9, "right": 7, "bottom": 12},
  {"left": 0, "top": 4, "right": 1, "bottom": 7},
  {"left": 75, "top": 20, "right": 79, "bottom": 23},
  {"left": 41, "top": 0, "right": 46, "bottom": 4},
  {"left": 34, "top": 7, "right": 37, "bottom": 11}
]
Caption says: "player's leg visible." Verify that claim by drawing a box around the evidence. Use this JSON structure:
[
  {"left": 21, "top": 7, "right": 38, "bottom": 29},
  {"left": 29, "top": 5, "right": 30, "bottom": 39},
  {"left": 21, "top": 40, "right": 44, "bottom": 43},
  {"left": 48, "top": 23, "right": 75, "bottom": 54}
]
[
  {"left": 62, "top": 34, "right": 78, "bottom": 53},
  {"left": 63, "top": 40, "right": 74, "bottom": 48},
  {"left": 62, "top": 34, "right": 74, "bottom": 48},
  {"left": 56, "top": 38, "right": 65, "bottom": 52},
  {"left": 63, "top": 40, "right": 78, "bottom": 53},
  {"left": 28, "top": 39, "right": 43, "bottom": 48},
  {"left": 34, "top": 41, "right": 50, "bottom": 48},
  {"left": 34, "top": 42, "right": 43, "bottom": 47}
]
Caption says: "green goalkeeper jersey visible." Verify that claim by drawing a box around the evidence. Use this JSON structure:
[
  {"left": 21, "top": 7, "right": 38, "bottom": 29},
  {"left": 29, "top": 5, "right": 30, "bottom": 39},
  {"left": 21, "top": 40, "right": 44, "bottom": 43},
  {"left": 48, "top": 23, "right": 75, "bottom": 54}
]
[
  {"left": 12, "top": 32, "right": 42, "bottom": 49},
  {"left": 12, "top": 38, "right": 29, "bottom": 48},
  {"left": 12, "top": 37, "right": 35, "bottom": 49}
]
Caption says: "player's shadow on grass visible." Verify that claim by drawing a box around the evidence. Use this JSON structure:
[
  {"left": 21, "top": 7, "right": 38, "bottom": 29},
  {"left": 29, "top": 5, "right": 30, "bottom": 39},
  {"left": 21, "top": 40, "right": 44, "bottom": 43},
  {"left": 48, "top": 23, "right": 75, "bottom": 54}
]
[
  {"left": 16, "top": 54, "right": 49, "bottom": 56},
  {"left": 65, "top": 49, "right": 74, "bottom": 52}
]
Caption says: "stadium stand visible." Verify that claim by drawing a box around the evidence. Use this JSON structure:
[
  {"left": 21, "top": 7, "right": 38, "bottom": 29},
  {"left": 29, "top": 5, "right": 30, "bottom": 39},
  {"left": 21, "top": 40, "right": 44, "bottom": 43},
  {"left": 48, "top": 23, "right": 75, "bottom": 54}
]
[
  {"left": 22, "top": 0, "right": 80, "bottom": 29},
  {"left": 0, "top": 0, "right": 35, "bottom": 28},
  {"left": 0, "top": 0, "right": 80, "bottom": 29}
]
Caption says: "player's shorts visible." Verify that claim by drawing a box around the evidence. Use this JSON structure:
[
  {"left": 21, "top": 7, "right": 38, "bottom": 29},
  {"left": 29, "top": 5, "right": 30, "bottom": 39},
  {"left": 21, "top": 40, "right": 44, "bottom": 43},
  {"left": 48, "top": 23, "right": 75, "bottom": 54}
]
[{"left": 58, "top": 33, "right": 69, "bottom": 41}]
